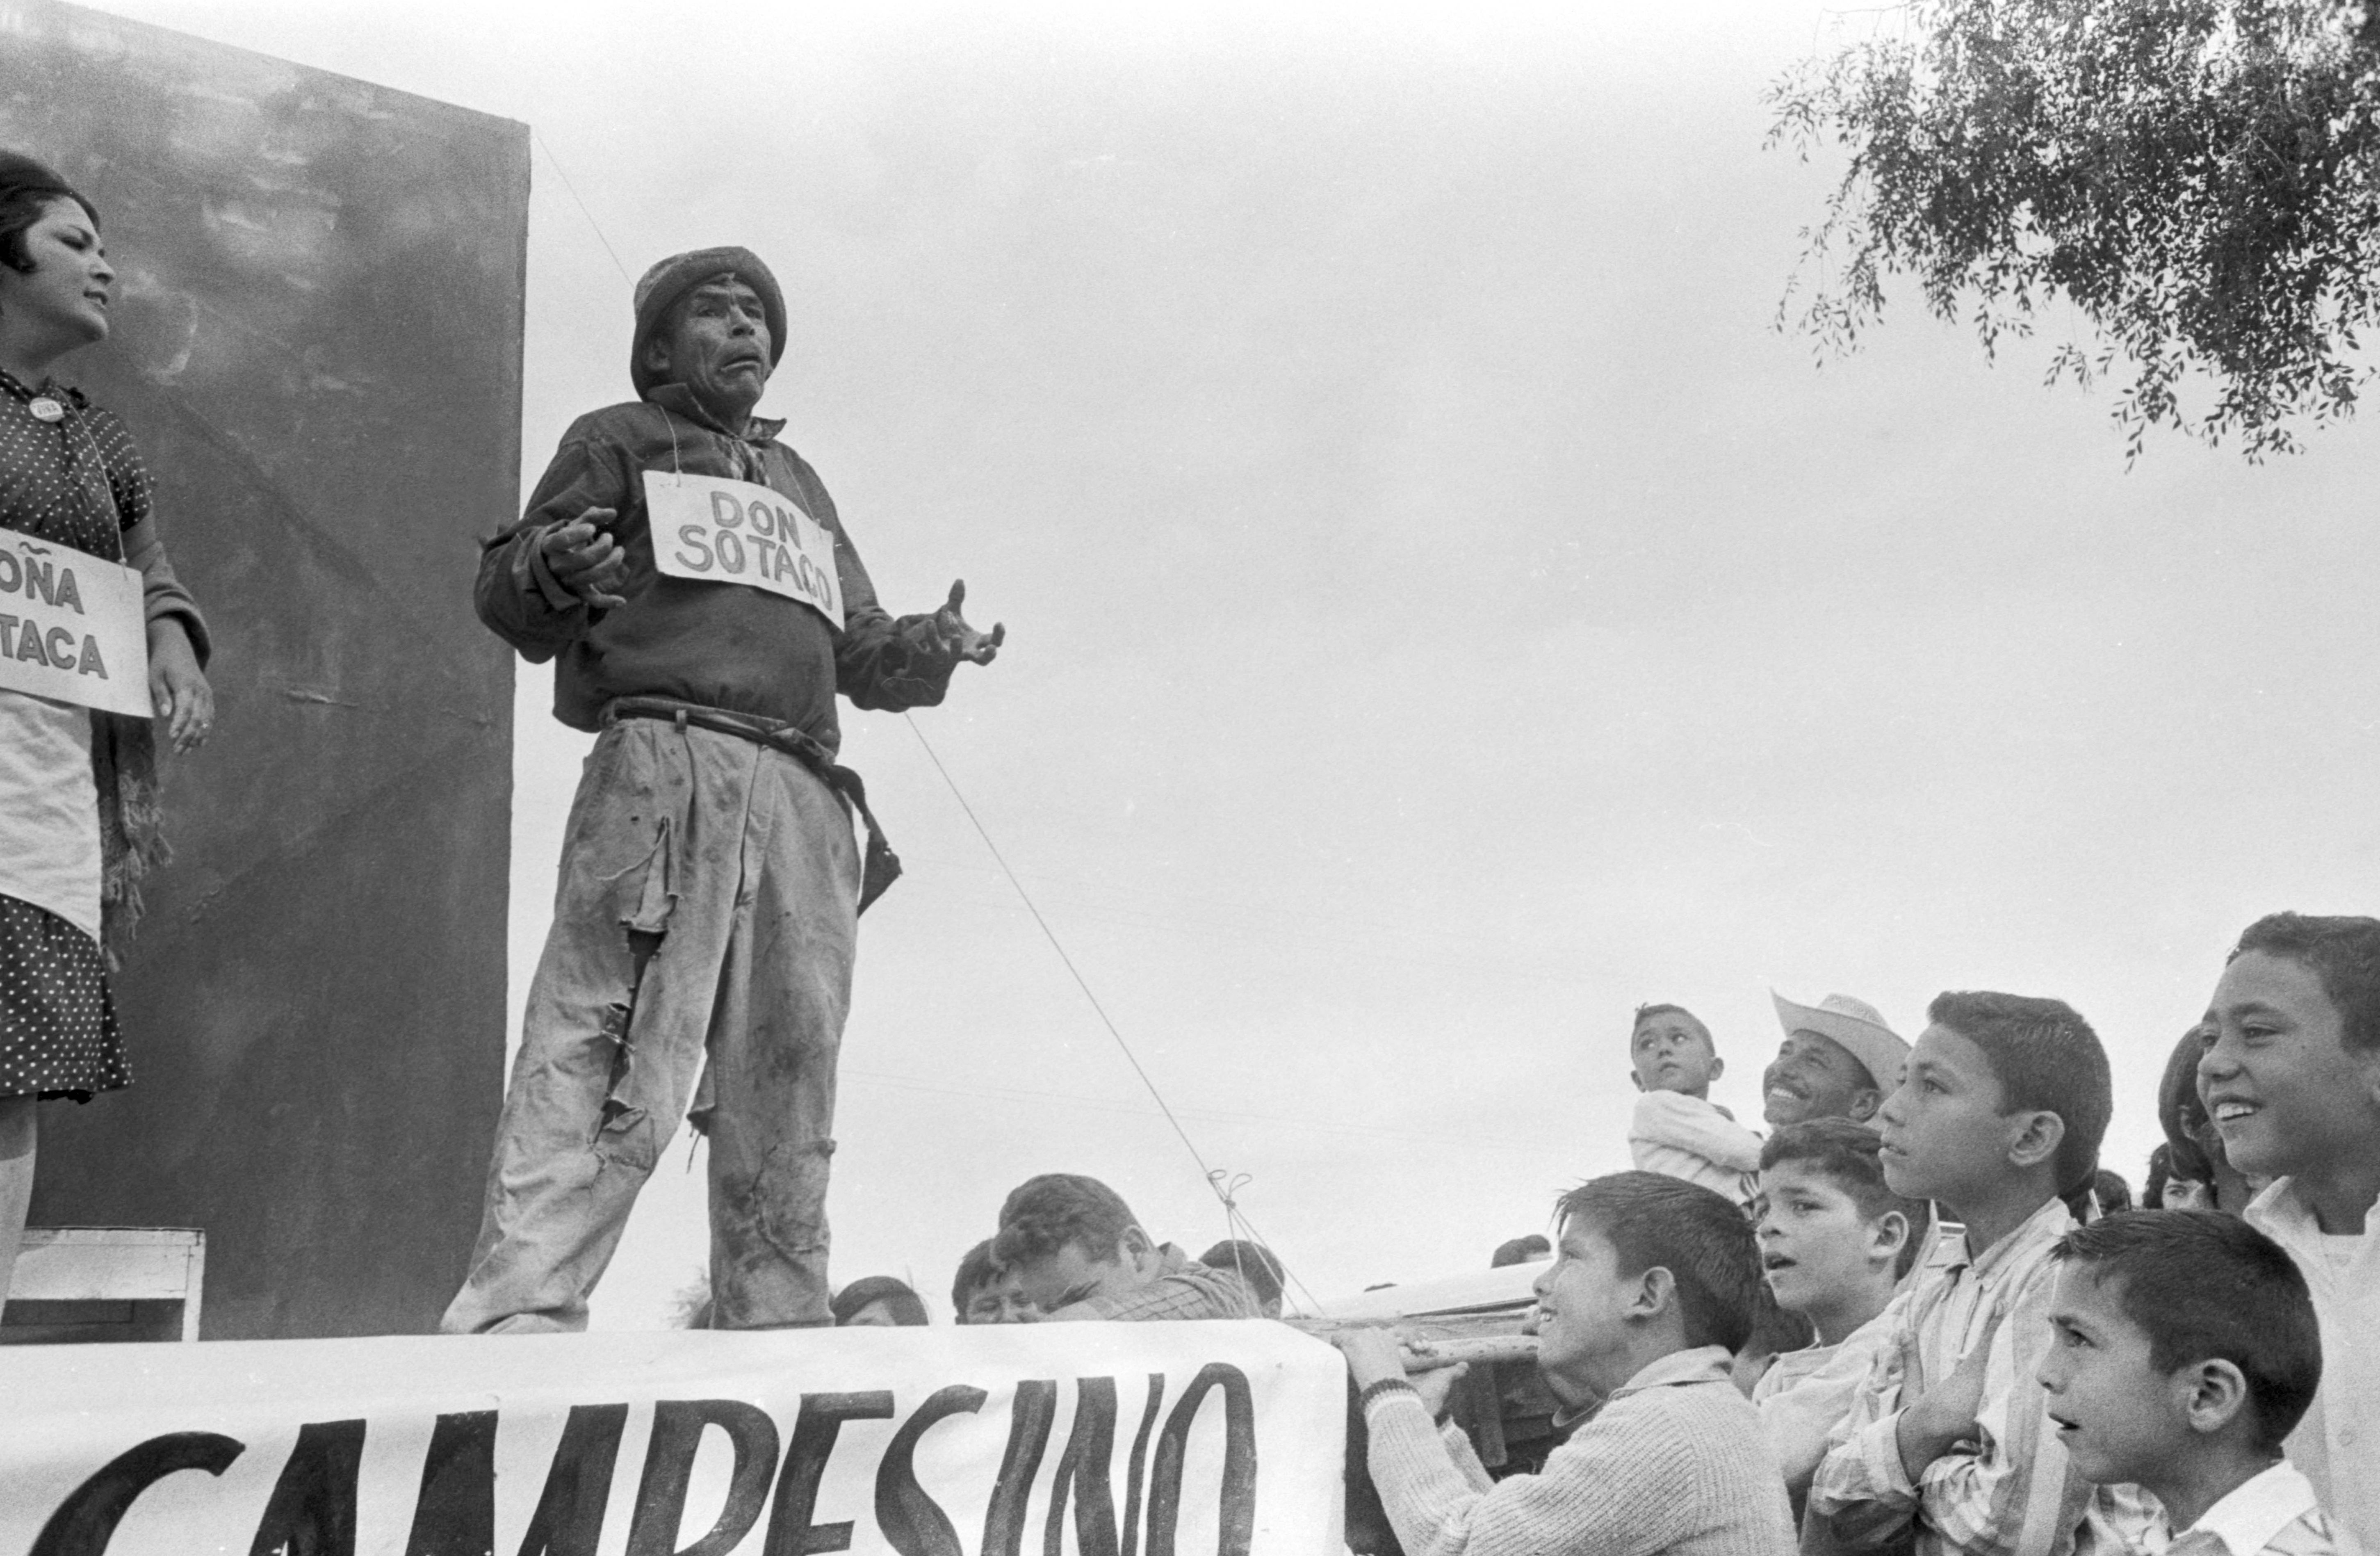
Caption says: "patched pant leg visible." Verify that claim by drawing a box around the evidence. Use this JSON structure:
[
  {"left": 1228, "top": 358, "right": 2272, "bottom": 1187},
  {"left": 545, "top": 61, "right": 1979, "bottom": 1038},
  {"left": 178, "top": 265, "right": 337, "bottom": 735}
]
[
  {"left": 701, "top": 748, "right": 860, "bottom": 1330},
  {"left": 440, "top": 722, "right": 743, "bottom": 1335}
]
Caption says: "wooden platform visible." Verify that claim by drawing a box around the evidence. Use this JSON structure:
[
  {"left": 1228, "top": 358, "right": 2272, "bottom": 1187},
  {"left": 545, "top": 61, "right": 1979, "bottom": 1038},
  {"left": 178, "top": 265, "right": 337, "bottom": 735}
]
[{"left": 1, "top": 1227, "right": 205, "bottom": 1344}]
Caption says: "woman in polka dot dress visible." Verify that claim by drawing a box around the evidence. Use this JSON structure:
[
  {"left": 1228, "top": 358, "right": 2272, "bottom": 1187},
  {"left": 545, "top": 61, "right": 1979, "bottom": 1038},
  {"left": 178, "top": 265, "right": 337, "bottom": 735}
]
[{"left": 0, "top": 154, "right": 214, "bottom": 1307}]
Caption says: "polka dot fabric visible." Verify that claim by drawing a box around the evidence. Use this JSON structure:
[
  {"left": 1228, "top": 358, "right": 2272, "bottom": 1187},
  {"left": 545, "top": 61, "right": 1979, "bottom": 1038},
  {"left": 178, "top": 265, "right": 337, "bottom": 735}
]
[
  {"left": 0, "top": 894, "right": 127, "bottom": 1101},
  {"left": 0, "top": 368, "right": 145, "bottom": 1102},
  {"left": 0, "top": 365, "right": 150, "bottom": 561}
]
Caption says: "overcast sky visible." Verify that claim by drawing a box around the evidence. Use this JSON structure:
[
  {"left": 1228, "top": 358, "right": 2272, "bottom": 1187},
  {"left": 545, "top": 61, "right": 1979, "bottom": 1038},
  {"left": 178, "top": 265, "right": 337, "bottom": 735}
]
[{"left": 105, "top": 0, "right": 2380, "bottom": 1326}]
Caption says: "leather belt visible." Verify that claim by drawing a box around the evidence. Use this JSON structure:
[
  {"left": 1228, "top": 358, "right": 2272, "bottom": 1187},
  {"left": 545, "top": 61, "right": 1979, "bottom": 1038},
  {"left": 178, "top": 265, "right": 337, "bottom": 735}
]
[{"left": 603, "top": 695, "right": 901, "bottom": 914}]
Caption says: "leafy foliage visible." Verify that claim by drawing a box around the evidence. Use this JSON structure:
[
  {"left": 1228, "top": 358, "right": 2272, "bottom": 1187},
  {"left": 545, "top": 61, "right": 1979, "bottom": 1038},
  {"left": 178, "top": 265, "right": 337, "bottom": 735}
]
[{"left": 1769, "top": 1, "right": 2380, "bottom": 459}]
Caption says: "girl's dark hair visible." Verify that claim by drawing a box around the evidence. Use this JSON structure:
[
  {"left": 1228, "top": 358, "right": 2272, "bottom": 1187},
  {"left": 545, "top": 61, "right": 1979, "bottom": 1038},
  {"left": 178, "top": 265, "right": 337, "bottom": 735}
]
[
  {"left": 830, "top": 1275, "right": 928, "bottom": 1327},
  {"left": 0, "top": 153, "right": 98, "bottom": 275}
]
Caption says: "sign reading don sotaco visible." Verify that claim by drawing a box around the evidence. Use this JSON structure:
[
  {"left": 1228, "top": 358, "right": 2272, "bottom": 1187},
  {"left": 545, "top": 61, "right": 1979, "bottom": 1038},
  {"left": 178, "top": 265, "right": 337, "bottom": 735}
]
[
  {"left": 645, "top": 470, "right": 845, "bottom": 630},
  {"left": 4, "top": 1322, "right": 1345, "bottom": 1556},
  {"left": 0, "top": 534, "right": 151, "bottom": 718}
]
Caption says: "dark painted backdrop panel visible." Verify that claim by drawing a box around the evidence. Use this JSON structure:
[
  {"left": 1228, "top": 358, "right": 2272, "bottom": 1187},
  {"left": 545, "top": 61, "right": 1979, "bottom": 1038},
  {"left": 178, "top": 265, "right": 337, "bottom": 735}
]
[{"left": 2, "top": 0, "right": 522, "bottom": 1338}]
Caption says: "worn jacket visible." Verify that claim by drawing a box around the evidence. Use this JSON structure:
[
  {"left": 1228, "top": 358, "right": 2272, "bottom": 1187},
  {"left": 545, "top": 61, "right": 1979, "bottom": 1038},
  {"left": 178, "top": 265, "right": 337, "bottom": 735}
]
[{"left": 478, "top": 386, "right": 952, "bottom": 751}]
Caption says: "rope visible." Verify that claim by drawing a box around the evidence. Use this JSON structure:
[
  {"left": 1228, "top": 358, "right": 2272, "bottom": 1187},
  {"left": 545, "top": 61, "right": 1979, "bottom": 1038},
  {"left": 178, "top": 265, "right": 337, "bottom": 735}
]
[
  {"left": 901, "top": 712, "right": 1318, "bottom": 1312},
  {"left": 532, "top": 128, "right": 634, "bottom": 285}
]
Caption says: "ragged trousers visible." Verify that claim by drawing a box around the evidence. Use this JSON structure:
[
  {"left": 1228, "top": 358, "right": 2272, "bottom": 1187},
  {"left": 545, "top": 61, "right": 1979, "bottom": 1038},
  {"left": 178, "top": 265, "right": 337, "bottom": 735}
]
[{"left": 441, "top": 716, "right": 859, "bottom": 1333}]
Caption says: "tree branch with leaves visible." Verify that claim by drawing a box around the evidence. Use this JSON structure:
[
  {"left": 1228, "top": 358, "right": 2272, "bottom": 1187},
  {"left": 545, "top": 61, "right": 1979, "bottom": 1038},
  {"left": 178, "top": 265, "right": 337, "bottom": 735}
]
[{"left": 1770, "top": 0, "right": 2380, "bottom": 460}]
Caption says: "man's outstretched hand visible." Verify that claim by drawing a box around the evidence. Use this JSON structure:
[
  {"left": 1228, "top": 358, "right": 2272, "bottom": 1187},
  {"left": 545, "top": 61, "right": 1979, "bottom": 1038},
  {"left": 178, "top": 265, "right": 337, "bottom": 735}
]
[
  {"left": 932, "top": 579, "right": 1005, "bottom": 665},
  {"left": 541, "top": 508, "right": 629, "bottom": 609}
]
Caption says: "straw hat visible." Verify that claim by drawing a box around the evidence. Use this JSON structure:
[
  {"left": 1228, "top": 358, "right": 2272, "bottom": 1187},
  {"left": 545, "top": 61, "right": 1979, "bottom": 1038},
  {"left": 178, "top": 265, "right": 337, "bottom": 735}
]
[{"left": 1771, "top": 990, "right": 1909, "bottom": 1093}]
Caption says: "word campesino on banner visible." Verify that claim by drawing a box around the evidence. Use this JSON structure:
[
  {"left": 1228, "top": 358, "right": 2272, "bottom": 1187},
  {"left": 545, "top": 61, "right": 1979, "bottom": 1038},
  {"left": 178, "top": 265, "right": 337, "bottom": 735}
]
[{"left": 3, "top": 1321, "right": 1346, "bottom": 1556}]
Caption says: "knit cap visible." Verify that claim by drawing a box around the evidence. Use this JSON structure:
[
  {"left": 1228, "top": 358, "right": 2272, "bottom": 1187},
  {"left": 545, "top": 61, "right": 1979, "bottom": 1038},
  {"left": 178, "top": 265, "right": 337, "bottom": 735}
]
[{"left": 629, "top": 246, "right": 785, "bottom": 398}]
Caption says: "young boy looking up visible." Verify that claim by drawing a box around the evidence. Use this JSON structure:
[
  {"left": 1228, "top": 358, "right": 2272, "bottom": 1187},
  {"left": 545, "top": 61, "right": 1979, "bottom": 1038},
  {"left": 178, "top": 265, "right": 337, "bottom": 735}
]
[
  {"left": 949, "top": 1239, "right": 1037, "bottom": 1325},
  {"left": 1808, "top": 991, "right": 2157, "bottom": 1556},
  {"left": 1627, "top": 1003, "right": 1763, "bottom": 1209},
  {"left": 1753, "top": 1119, "right": 1925, "bottom": 1510},
  {"left": 2201, "top": 912, "right": 2380, "bottom": 1551},
  {"left": 2038, "top": 1211, "right": 2330, "bottom": 1556},
  {"left": 1338, "top": 1172, "right": 1794, "bottom": 1556}
]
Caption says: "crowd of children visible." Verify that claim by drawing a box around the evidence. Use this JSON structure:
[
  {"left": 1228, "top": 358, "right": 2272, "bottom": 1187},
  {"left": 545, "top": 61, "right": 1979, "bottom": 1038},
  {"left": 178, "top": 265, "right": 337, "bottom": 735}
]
[
  {"left": 802, "top": 909, "right": 2373, "bottom": 1556},
  {"left": 1343, "top": 908, "right": 2377, "bottom": 1556}
]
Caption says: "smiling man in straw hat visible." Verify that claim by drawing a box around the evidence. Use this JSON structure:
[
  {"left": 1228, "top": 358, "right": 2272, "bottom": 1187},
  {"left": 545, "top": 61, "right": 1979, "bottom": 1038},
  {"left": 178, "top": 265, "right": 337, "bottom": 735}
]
[
  {"left": 444, "top": 246, "right": 1001, "bottom": 1335},
  {"left": 1762, "top": 992, "right": 1909, "bottom": 1130}
]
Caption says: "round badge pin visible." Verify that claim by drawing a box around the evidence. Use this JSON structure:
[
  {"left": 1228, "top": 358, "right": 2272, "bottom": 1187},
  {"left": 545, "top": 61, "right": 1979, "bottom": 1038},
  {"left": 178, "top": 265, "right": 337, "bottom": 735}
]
[{"left": 28, "top": 398, "right": 64, "bottom": 423}]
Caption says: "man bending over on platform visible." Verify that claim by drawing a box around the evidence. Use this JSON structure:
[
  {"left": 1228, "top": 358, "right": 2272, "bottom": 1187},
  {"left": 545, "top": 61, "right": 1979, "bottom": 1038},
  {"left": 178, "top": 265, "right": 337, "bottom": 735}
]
[
  {"left": 994, "top": 1173, "right": 1261, "bottom": 1321},
  {"left": 1338, "top": 1172, "right": 1794, "bottom": 1556},
  {"left": 443, "top": 247, "right": 1000, "bottom": 1333}
]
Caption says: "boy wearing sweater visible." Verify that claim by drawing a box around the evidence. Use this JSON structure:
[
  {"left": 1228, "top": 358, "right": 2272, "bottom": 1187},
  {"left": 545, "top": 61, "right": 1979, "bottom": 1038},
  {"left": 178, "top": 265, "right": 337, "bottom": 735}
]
[
  {"left": 2038, "top": 1211, "right": 2332, "bottom": 1556},
  {"left": 1753, "top": 1119, "right": 1927, "bottom": 1515},
  {"left": 1628, "top": 1003, "right": 1764, "bottom": 1209},
  {"left": 1807, "top": 991, "right": 2157, "bottom": 1556},
  {"left": 2201, "top": 913, "right": 2380, "bottom": 1554},
  {"left": 1338, "top": 1170, "right": 1794, "bottom": 1556}
]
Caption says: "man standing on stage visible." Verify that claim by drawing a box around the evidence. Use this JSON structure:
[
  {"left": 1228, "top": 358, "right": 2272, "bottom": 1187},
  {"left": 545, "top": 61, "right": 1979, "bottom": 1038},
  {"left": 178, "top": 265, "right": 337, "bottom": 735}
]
[{"left": 444, "top": 246, "right": 1001, "bottom": 1333}]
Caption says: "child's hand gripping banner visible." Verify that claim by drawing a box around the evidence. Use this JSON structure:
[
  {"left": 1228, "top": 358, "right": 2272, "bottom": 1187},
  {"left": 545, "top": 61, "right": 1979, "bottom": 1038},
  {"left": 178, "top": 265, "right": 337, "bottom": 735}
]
[
  {"left": 0, "top": 1321, "right": 1346, "bottom": 1556},
  {"left": 0, "top": 533, "right": 151, "bottom": 717}
]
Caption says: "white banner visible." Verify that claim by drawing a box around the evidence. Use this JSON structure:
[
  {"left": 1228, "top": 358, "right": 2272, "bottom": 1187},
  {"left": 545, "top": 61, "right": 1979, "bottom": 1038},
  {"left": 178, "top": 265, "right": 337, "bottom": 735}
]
[
  {"left": 645, "top": 471, "right": 845, "bottom": 630},
  {"left": 0, "top": 533, "right": 151, "bottom": 717},
  {"left": 0, "top": 1321, "right": 1345, "bottom": 1556}
]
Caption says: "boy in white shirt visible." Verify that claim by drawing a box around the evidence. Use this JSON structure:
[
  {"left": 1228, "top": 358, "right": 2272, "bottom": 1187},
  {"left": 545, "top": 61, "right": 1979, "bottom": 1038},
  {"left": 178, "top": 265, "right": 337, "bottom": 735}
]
[
  {"left": 1627, "top": 1003, "right": 1762, "bottom": 1209},
  {"left": 2200, "top": 912, "right": 2380, "bottom": 1553},
  {"left": 2038, "top": 1209, "right": 2332, "bottom": 1556},
  {"left": 1752, "top": 1118, "right": 1927, "bottom": 1517}
]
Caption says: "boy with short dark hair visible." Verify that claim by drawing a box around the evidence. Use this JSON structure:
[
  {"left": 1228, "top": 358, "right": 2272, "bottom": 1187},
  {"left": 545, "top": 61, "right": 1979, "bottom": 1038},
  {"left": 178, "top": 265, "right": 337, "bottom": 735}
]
[
  {"left": 2201, "top": 912, "right": 2380, "bottom": 1551},
  {"left": 2038, "top": 1211, "right": 2331, "bottom": 1556},
  {"left": 949, "top": 1238, "right": 1036, "bottom": 1325},
  {"left": 1199, "top": 1238, "right": 1286, "bottom": 1317},
  {"left": 1753, "top": 1119, "right": 1925, "bottom": 1509},
  {"left": 1808, "top": 991, "right": 2156, "bottom": 1556},
  {"left": 1628, "top": 1003, "right": 1764, "bottom": 1209},
  {"left": 1338, "top": 1171, "right": 1794, "bottom": 1556},
  {"left": 992, "top": 1172, "right": 1258, "bottom": 1321}
]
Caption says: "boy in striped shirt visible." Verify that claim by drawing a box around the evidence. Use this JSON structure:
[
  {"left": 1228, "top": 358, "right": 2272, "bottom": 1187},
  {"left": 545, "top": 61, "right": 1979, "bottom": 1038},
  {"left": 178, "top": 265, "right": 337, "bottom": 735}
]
[{"left": 1807, "top": 992, "right": 2155, "bottom": 1556}]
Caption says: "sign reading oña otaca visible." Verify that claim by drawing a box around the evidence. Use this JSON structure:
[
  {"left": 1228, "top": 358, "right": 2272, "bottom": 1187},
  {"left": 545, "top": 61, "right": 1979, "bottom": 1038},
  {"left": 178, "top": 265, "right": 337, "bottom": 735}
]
[
  {"left": 4, "top": 1322, "right": 1345, "bottom": 1556},
  {"left": 646, "top": 471, "right": 845, "bottom": 629},
  {"left": 0, "top": 534, "right": 151, "bottom": 717}
]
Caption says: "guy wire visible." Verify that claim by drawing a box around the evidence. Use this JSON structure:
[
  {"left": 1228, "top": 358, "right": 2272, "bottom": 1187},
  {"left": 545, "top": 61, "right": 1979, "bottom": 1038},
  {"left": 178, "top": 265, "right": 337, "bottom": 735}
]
[
  {"left": 901, "top": 713, "right": 1313, "bottom": 1307},
  {"left": 533, "top": 127, "right": 634, "bottom": 285}
]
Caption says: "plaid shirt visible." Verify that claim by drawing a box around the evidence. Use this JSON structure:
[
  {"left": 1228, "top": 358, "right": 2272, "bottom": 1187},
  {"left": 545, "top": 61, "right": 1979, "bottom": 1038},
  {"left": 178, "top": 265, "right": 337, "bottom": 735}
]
[
  {"left": 1045, "top": 1244, "right": 1260, "bottom": 1322},
  {"left": 1808, "top": 1196, "right": 2160, "bottom": 1556}
]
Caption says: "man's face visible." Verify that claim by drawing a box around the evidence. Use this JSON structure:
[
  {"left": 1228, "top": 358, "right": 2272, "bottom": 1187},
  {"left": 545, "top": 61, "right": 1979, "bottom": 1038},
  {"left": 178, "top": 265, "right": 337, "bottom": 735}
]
[
  {"left": 0, "top": 198, "right": 112, "bottom": 351},
  {"left": 1762, "top": 1030, "right": 1881, "bottom": 1127},
  {"left": 1631, "top": 1013, "right": 1721, "bottom": 1097},
  {"left": 2200, "top": 951, "right": 2380, "bottom": 1186},
  {"left": 647, "top": 276, "right": 772, "bottom": 418},
  {"left": 1754, "top": 1160, "right": 1897, "bottom": 1319},
  {"left": 962, "top": 1269, "right": 1040, "bottom": 1325},
  {"left": 1005, "top": 1234, "right": 1154, "bottom": 1314},
  {"left": 2038, "top": 1264, "right": 2183, "bottom": 1487},
  {"left": 1531, "top": 1219, "right": 1639, "bottom": 1405},
  {"left": 1874, "top": 1023, "right": 2027, "bottom": 1207}
]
